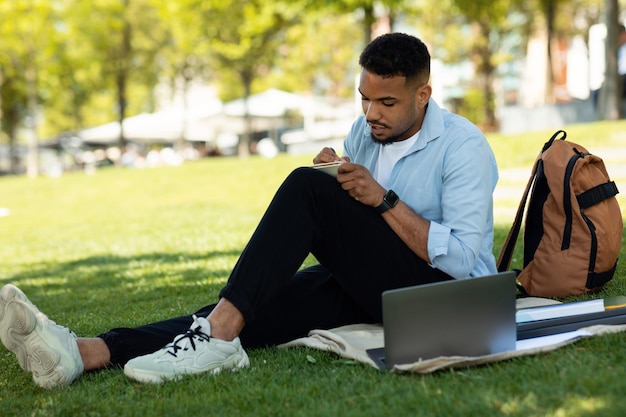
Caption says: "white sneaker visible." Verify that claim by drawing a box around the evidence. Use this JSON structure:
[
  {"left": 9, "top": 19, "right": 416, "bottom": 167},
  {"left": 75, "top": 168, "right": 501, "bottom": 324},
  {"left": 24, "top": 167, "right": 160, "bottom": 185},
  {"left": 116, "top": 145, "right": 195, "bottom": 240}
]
[
  {"left": 124, "top": 315, "right": 249, "bottom": 383},
  {"left": 0, "top": 284, "right": 33, "bottom": 319},
  {"left": 0, "top": 284, "right": 84, "bottom": 389}
]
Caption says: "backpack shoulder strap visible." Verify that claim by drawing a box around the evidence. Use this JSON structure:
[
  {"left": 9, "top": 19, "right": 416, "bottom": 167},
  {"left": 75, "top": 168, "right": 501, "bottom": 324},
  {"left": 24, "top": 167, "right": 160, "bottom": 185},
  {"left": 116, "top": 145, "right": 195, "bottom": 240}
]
[{"left": 496, "top": 155, "right": 540, "bottom": 272}]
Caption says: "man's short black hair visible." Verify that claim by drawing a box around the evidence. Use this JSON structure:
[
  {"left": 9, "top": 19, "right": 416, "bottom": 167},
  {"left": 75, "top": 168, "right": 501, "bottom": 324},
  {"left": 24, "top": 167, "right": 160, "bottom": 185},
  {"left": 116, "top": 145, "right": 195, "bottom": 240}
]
[{"left": 359, "top": 33, "right": 430, "bottom": 85}]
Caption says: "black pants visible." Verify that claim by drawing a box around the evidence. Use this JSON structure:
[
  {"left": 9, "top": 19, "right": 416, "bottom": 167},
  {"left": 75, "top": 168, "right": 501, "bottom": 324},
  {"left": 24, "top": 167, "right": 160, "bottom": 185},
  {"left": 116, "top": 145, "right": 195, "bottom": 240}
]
[{"left": 100, "top": 167, "right": 452, "bottom": 366}]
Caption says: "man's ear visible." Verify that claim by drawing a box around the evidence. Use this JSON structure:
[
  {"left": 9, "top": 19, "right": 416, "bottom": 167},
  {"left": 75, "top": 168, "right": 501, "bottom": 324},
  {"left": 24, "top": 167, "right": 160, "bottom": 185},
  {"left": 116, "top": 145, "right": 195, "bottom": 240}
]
[{"left": 417, "top": 84, "right": 432, "bottom": 107}]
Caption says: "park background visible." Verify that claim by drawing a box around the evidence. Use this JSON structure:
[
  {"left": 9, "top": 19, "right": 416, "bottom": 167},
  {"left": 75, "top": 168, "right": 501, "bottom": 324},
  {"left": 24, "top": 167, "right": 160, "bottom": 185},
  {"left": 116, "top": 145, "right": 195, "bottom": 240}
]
[
  {"left": 1, "top": 0, "right": 626, "bottom": 175},
  {"left": 2, "top": 1, "right": 626, "bottom": 416}
]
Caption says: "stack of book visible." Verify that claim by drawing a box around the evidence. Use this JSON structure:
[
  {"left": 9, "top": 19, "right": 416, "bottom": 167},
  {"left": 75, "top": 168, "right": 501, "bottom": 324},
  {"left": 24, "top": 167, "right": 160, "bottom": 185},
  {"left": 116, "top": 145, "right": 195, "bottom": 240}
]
[{"left": 516, "top": 296, "right": 626, "bottom": 340}]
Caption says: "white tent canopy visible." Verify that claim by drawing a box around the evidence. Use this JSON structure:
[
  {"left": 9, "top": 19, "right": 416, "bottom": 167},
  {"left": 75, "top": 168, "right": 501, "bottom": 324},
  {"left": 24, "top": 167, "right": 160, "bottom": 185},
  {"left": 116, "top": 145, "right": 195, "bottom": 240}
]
[
  {"left": 77, "top": 99, "right": 223, "bottom": 144},
  {"left": 222, "top": 88, "right": 310, "bottom": 118},
  {"left": 75, "top": 89, "right": 352, "bottom": 145},
  {"left": 78, "top": 112, "right": 183, "bottom": 143}
]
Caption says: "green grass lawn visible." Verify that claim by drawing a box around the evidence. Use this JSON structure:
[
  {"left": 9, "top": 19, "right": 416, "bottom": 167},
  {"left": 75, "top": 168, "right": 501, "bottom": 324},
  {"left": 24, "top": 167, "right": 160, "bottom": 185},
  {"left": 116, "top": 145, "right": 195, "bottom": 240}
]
[{"left": 1, "top": 121, "right": 626, "bottom": 417}]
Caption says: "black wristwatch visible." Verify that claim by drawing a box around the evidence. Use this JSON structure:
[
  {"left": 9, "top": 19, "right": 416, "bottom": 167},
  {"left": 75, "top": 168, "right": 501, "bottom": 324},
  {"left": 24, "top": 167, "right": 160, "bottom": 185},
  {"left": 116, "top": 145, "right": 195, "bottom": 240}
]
[{"left": 375, "top": 190, "right": 399, "bottom": 214}]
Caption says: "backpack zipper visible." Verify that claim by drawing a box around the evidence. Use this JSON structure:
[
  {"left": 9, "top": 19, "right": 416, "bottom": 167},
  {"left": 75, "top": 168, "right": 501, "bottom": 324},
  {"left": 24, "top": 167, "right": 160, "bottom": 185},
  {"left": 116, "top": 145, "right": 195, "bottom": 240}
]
[
  {"left": 561, "top": 151, "right": 583, "bottom": 250},
  {"left": 580, "top": 210, "right": 598, "bottom": 275},
  {"left": 563, "top": 148, "right": 597, "bottom": 283}
]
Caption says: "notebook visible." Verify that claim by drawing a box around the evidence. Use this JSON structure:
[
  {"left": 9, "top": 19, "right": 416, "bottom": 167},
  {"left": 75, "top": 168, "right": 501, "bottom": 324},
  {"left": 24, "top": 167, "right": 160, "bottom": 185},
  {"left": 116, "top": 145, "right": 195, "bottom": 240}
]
[
  {"left": 366, "top": 271, "right": 517, "bottom": 371},
  {"left": 517, "top": 305, "right": 626, "bottom": 340}
]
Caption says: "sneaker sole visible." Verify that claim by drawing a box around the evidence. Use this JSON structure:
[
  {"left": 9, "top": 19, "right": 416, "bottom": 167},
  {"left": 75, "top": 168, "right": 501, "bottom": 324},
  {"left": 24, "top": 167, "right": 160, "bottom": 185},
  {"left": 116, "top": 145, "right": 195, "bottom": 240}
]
[
  {"left": 0, "top": 284, "right": 35, "bottom": 322},
  {"left": 124, "top": 350, "right": 250, "bottom": 384},
  {"left": 0, "top": 299, "right": 81, "bottom": 389}
]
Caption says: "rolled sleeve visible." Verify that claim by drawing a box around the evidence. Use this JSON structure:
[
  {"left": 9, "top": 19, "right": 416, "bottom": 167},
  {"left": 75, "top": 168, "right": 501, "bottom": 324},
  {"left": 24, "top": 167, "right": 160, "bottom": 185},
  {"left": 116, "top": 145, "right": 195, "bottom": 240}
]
[{"left": 427, "top": 221, "right": 451, "bottom": 261}]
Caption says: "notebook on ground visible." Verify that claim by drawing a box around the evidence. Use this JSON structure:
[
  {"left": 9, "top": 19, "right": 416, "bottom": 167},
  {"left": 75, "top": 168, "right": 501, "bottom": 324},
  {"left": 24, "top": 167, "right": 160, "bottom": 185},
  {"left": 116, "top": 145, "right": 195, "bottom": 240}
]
[
  {"left": 366, "top": 271, "right": 517, "bottom": 371},
  {"left": 517, "top": 306, "right": 626, "bottom": 339}
]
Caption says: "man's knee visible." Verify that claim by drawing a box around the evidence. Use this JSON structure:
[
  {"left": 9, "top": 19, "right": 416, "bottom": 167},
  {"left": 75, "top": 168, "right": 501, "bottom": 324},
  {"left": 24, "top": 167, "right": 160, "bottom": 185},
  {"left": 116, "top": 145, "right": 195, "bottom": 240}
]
[{"left": 280, "top": 167, "right": 336, "bottom": 195}]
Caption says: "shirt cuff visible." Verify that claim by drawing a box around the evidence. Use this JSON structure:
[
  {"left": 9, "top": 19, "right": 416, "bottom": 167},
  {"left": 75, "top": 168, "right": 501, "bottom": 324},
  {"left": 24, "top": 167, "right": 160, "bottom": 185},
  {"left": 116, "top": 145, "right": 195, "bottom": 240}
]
[{"left": 427, "top": 221, "right": 451, "bottom": 262}]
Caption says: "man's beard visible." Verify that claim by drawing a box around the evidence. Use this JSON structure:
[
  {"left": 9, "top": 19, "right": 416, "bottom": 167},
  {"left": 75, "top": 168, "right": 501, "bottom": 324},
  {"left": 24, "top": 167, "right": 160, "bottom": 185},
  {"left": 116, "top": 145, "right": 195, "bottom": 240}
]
[
  {"left": 369, "top": 104, "right": 426, "bottom": 146},
  {"left": 369, "top": 123, "right": 415, "bottom": 146},
  {"left": 370, "top": 133, "right": 402, "bottom": 146}
]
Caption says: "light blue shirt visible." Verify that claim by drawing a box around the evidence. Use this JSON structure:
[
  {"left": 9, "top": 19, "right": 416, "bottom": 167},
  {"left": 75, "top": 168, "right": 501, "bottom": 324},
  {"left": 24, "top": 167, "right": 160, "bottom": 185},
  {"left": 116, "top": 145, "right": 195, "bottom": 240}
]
[{"left": 343, "top": 98, "right": 498, "bottom": 279}]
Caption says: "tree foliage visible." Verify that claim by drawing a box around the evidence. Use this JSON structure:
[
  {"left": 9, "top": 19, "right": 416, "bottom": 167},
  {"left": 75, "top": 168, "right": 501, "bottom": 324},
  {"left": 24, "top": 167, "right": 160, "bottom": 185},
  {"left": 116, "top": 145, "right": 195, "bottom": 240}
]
[{"left": 0, "top": 0, "right": 623, "bottom": 171}]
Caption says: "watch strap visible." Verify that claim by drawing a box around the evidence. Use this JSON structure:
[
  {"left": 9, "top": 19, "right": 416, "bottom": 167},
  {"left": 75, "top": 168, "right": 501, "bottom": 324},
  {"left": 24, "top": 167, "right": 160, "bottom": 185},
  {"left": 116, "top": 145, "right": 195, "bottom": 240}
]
[
  {"left": 375, "top": 190, "right": 399, "bottom": 214},
  {"left": 375, "top": 201, "right": 391, "bottom": 214}
]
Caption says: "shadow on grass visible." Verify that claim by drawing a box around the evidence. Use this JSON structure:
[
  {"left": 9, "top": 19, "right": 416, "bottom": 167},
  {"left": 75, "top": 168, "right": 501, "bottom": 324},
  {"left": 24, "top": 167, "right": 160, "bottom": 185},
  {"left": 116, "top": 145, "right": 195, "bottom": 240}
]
[
  {"left": 0, "top": 250, "right": 244, "bottom": 328},
  {"left": 3, "top": 223, "right": 624, "bottom": 320}
]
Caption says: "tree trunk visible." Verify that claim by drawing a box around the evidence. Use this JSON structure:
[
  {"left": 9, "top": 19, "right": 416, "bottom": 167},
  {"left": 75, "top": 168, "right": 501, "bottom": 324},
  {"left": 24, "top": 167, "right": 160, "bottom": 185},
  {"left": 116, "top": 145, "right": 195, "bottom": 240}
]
[
  {"left": 25, "top": 44, "right": 38, "bottom": 177},
  {"left": 176, "top": 71, "right": 191, "bottom": 154},
  {"left": 362, "top": 4, "right": 375, "bottom": 43},
  {"left": 478, "top": 20, "right": 497, "bottom": 130},
  {"left": 544, "top": 0, "right": 556, "bottom": 104},
  {"left": 598, "top": 0, "right": 620, "bottom": 120},
  {"left": 116, "top": 70, "right": 128, "bottom": 151},
  {"left": 239, "top": 70, "right": 253, "bottom": 159},
  {"left": 117, "top": 0, "right": 132, "bottom": 151},
  {"left": 0, "top": 73, "right": 20, "bottom": 175}
]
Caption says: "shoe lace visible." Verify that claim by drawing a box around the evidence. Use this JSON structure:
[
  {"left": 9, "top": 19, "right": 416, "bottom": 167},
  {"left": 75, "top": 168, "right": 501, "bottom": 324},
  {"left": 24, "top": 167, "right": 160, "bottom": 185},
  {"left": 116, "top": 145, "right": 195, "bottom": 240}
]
[{"left": 165, "top": 325, "right": 211, "bottom": 357}]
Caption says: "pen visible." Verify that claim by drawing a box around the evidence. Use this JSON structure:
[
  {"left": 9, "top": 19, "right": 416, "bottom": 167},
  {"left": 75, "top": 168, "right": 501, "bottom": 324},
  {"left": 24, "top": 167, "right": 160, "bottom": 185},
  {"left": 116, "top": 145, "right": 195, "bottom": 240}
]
[{"left": 604, "top": 295, "right": 626, "bottom": 310}]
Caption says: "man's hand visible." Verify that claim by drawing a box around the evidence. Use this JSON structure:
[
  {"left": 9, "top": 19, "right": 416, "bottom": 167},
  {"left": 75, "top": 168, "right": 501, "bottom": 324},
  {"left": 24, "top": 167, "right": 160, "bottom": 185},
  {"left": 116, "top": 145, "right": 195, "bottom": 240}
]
[
  {"left": 312, "top": 147, "right": 349, "bottom": 165},
  {"left": 336, "top": 163, "right": 386, "bottom": 207}
]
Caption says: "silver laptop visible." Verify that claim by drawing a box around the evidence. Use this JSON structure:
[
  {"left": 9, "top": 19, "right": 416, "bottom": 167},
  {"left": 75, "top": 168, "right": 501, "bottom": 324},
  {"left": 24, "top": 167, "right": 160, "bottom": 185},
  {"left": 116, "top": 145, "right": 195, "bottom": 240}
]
[{"left": 366, "top": 271, "right": 517, "bottom": 371}]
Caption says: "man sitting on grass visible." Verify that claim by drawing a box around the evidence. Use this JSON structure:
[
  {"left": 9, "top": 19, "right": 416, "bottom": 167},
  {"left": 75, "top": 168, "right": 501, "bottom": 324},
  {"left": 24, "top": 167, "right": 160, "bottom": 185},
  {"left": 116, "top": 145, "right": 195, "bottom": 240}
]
[{"left": 0, "top": 32, "right": 498, "bottom": 388}]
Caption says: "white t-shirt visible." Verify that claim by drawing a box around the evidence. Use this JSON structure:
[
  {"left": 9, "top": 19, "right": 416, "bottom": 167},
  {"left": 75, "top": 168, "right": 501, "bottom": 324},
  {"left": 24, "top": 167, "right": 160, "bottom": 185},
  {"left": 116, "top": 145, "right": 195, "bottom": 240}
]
[{"left": 374, "top": 131, "right": 420, "bottom": 188}]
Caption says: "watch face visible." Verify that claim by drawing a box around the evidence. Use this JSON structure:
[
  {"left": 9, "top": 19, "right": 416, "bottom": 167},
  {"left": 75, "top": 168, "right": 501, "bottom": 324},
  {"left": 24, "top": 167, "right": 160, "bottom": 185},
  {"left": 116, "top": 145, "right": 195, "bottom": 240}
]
[{"left": 385, "top": 190, "right": 399, "bottom": 207}]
